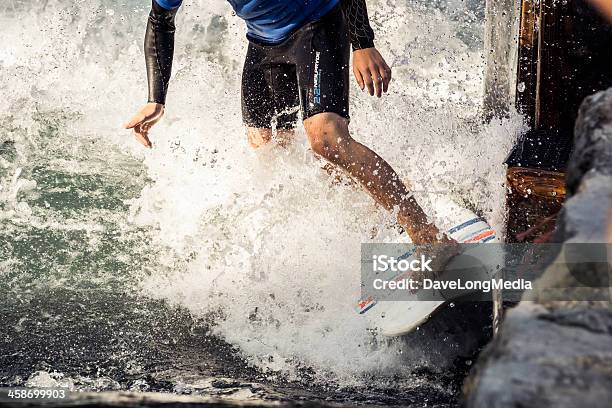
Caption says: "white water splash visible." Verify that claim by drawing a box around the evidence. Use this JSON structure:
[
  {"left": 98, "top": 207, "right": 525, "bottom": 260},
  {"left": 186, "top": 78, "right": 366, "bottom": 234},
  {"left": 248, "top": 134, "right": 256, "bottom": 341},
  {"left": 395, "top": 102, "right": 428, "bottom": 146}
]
[{"left": 1, "top": 0, "right": 523, "bottom": 383}]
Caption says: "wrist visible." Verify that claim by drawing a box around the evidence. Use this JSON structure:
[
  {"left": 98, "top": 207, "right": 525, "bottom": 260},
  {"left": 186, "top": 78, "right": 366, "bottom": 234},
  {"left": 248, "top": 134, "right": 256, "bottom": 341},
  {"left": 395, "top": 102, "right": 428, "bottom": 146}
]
[
  {"left": 352, "top": 41, "right": 375, "bottom": 52},
  {"left": 147, "top": 101, "right": 165, "bottom": 110}
]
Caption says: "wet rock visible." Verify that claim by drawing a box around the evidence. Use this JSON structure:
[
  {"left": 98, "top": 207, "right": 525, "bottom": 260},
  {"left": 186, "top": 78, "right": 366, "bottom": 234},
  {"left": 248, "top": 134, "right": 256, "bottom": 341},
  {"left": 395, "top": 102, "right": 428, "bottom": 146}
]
[
  {"left": 463, "top": 303, "right": 612, "bottom": 408},
  {"left": 211, "top": 379, "right": 242, "bottom": 389},
  {"left": 566, "top": 88, "right": 612, "bottom": 195},
  {"left": 463, "top": 89, "right": 612, "bottom": 407},
  {"left": 555, "top": 174, "right": 612, "bottom": 243}
]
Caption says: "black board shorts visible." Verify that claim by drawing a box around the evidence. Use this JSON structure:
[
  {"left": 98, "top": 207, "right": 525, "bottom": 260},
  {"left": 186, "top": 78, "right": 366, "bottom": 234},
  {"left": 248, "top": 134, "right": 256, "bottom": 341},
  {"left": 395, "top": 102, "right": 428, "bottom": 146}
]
[{"left": 241, "top": 4, "right": 350, "bottom": 130}]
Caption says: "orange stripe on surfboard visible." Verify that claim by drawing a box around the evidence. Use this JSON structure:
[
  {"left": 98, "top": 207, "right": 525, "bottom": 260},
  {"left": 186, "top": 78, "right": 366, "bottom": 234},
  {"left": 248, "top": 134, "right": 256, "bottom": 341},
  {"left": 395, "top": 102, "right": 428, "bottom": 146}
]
[{"left": 464, "top": 229, "right": 495, "bottom": 243}]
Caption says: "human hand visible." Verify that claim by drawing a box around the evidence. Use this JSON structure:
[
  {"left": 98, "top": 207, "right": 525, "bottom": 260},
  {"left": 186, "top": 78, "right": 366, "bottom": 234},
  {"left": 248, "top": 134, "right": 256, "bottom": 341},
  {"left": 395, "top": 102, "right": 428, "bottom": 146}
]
[
  {"left": 124, "top": 103, "right": 165, "bottom": 148},
  {"left": 352, "top": 47, "right": 392, "bottom": 97}
]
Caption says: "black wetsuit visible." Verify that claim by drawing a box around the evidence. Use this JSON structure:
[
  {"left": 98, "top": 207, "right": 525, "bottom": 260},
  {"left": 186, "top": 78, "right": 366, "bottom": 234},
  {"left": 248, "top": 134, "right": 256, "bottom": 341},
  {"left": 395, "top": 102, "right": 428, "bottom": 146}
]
[{"left": 145, "top": 0, "right": 375, "bottom": 128}]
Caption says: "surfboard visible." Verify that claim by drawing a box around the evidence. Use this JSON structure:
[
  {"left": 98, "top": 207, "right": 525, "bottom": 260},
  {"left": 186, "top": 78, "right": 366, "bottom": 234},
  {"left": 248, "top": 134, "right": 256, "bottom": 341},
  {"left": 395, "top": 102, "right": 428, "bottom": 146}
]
[{"left": 358, "top": 195, "right": 502, "bottom": 337}]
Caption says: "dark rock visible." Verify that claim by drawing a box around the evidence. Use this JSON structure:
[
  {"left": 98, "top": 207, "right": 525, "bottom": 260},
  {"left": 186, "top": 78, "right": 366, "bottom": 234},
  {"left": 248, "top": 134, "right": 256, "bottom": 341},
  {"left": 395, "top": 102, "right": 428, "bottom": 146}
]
[
  {"left": 463, "top": 304, "right": 612, "bottom": 408},
  {"left": 554, "top": 174, "right": 612, "bottom": 243},
  {"left": 464, "top": 89, "right": 612, "bottom": 407},
  {"left": 566, "top": 88, "right": 612, "bottom": 195},
  {"left": 539, "top": 307, "right": 612, "bottom": 335}
]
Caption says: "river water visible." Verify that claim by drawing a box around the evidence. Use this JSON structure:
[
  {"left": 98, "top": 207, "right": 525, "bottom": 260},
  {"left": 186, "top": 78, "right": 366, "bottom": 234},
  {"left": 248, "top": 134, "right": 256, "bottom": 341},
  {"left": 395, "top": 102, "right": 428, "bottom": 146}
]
[{"left": 0, "top": 0, "right": 521, "bottom": 405}]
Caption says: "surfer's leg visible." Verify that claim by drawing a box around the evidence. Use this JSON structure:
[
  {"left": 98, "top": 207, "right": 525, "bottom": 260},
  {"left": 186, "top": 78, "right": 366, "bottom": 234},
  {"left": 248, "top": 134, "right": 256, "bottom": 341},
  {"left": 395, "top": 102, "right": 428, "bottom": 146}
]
[
  {"left": 303, "top": 112, "right": 442, "bottom": 244},
  {"left": 246, "top": 127, "right": 272, "bottom": 148},
  {"left": 292, "top": 6, "right": 443, "bottom": 243},
  {"left": 242, "top": 42, "right": 299, "bottom": 148},
  {"left": 246, "top": 127, "right": 295, "bottom": 149}
]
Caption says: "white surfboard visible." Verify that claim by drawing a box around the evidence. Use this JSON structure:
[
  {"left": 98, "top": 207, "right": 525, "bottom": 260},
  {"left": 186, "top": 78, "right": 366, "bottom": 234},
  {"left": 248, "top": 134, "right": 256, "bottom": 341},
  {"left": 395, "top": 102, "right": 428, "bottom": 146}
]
[{"left": 358, "top": 195, "right": 502, "bottom": 337}]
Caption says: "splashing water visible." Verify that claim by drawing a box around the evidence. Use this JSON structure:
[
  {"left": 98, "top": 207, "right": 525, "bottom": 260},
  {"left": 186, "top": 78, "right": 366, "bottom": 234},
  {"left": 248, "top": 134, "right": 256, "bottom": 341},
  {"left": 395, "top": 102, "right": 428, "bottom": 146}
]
[{"left": 0, "top": 0, "right": 524, "bottom": 401}]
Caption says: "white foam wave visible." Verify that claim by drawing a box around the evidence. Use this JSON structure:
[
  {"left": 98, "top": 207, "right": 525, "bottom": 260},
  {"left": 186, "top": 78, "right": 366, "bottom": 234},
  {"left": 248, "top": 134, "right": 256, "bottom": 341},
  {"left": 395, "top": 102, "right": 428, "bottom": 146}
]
[{"left": 0, "top": 0, "right": 523, "bottom": 382}]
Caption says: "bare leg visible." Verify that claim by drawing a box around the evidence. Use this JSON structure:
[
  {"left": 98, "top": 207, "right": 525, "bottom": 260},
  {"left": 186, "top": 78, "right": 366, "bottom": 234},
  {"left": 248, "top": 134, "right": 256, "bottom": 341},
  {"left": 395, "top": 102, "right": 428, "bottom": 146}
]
[
  {"left": 247, "top": 127, "right": 295, "bottom": 149},
  {"left": 303, "top": 112, "right": 447, "bottom": 244}
]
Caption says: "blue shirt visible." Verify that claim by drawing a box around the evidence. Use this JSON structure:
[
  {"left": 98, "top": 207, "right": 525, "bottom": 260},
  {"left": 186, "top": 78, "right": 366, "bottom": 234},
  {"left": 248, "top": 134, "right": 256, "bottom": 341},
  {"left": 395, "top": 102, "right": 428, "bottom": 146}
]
[{"left": 155, "top": 0, "right": 340, "bottom": 44}]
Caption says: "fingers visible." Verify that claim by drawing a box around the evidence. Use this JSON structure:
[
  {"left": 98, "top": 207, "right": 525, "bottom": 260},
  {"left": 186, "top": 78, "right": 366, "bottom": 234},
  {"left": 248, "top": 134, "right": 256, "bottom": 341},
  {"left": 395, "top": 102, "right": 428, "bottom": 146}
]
[
  {"left": 379, "top": 64, "right": 392, "bottom": 94},
  {"left": 133, "top": 124, "right": 153, "bottom": 148},
  {"left": 373, "top": 71, "right": 383, "bottom": 98},
  {"left": 373, "top": 62, "right": 392, "bottom": 97},
  {"left": 353, "top": 67, "right": 365, "bottom": 91},
  {"left": 125, "top": 104, "right": 164, "bottom": 148},
  {"left": 356, "top": 65, "right": 392, "bottom": 97},
  {"left": 362, "top": 68, "right": 375, "bottom": 96}
]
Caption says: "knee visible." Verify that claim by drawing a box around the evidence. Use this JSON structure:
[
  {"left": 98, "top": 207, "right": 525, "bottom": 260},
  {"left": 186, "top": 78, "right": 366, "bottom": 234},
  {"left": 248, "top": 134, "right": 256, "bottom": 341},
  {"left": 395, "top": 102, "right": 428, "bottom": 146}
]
[
  {"left": 247, "top": 128, "right": 272, "bottom": 149},
  {"left": 304, "top": 113, "right": 350, "bottom": 162}
]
